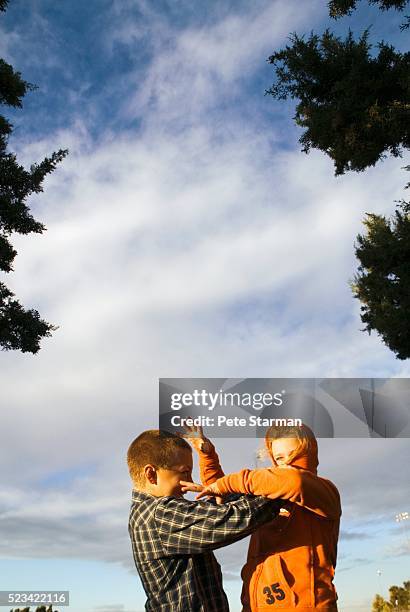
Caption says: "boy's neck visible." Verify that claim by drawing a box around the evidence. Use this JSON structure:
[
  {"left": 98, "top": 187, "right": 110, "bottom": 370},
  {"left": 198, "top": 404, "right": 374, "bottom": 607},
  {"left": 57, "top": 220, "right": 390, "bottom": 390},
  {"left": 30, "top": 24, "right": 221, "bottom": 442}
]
[{"left": 133, "top": 483, "right": 160, "bottom": 497}]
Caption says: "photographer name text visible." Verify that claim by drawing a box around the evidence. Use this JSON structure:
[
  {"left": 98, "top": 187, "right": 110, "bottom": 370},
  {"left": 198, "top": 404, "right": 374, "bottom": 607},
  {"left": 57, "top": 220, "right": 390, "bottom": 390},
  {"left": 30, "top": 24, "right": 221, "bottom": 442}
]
[{"left": 170, "top": 415, "right": 302, "bottom": 428}]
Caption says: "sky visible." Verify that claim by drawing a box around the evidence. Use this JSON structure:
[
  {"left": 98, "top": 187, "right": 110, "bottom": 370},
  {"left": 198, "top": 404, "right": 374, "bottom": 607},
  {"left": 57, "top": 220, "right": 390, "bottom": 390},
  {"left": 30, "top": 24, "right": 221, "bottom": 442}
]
[{"left": 0, "top": 0, "right": 410, "bottom": 611}]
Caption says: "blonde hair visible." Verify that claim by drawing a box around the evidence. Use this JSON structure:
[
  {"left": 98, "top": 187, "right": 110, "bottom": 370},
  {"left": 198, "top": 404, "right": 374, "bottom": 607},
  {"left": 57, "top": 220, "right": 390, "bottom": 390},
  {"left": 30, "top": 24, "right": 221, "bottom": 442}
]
[{"left": 264, "top": 424, "right": 315, "bottom": 465}]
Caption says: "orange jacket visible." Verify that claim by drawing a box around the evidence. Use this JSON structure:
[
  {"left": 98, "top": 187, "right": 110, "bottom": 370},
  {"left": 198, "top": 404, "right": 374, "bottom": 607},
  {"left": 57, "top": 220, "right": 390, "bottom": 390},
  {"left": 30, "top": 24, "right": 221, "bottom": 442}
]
[{"left": 198, "top": 443, "right": 341, "bottom": 611}]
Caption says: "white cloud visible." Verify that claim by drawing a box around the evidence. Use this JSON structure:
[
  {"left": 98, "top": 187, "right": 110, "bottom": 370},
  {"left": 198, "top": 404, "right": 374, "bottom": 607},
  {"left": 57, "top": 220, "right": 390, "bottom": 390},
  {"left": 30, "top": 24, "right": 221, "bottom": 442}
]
[
  {"left": 0, "top": 26, "right": 20, "bottom": 62},
  {"left": 0, "top": 4, "right": 409, "bottom": 605},
  {"left": 110, "top": 0, "right": 324, "bottom": 129}
]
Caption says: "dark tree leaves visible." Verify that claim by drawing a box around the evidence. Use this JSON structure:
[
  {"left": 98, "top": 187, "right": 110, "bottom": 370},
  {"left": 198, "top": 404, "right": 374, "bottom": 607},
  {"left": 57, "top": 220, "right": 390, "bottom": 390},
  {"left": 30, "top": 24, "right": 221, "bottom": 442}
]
[
  {"left": 266, "top": 29, "right": 410, "bottom": 175},
  {"left": 329, "top": 0, "right": 409, "bottom": 18},
  {"left": 10, "top": 607, "right": 59, "bottom": 612},
  {"left": 388, "top": 580, "right": 410, "bottom": 607},
  {"left": 372, "top": 580, "right": 410, "bottom": 611},
  {"left": 0, "top": 282, "right": 57, "bottom": 353},
  {"left": 0, "top": 59, "right": 36, "bottom": 155},
  {"left": 266, "top": 4, "right": 410, "bottom": 359},
  {"left": 400, "top": 14, "right": 410, "bottom": 28},
  {"left": 0, "top": 58, "right": 35, "bottom": 107},
  {"left": 1, "top": 10, "right": 67, "bottom": 353},
  {"left": 352, "top": 198, "right": 410, "bottom": 359}
]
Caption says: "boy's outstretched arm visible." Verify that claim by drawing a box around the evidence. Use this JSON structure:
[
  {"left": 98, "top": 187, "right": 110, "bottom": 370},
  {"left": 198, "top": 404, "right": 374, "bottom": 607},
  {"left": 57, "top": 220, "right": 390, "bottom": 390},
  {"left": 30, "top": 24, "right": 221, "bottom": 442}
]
[
  {"left": 196, "top": 468, "right": 341, "bottom": 520},
  {"left": 154, "top": 494, "right": 280, "bottom": 556}
]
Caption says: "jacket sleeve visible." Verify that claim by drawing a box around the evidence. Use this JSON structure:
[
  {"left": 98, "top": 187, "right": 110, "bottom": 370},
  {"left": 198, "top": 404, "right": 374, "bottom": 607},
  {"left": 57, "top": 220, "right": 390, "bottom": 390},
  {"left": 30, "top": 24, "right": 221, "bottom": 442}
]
[
  {"left": 197, "top": 441, "right": 225, "bottom": 486},
  {"left": 215, "top": 467, "right": 341, "bottom": 520},
  {"left": 154, "top": 494, "right": 280, "bottom": 555}
]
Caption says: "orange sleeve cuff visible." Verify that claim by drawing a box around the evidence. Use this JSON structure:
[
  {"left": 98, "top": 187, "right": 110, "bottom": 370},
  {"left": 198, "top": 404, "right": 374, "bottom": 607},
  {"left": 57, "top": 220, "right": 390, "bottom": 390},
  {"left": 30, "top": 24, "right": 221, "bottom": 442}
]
[{"left": 197, "top": 441, "right": 225, "bottom": 486}]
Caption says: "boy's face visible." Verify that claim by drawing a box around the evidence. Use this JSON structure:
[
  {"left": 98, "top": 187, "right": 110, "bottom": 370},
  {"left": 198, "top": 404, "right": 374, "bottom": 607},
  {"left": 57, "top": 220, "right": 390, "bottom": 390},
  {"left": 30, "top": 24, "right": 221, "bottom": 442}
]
[
  {"left": 270, "top": 438, "right": 299, "bottom": 466},
  {"left": 146, "top": 447, "right": 193, "bottom": 497}
]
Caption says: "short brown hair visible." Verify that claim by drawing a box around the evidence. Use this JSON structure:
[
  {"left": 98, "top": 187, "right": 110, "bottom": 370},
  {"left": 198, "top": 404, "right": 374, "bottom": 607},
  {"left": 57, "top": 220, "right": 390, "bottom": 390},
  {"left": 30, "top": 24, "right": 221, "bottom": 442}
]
[{"left": 127, "top": 429, "right": 191, "bottom": 485}]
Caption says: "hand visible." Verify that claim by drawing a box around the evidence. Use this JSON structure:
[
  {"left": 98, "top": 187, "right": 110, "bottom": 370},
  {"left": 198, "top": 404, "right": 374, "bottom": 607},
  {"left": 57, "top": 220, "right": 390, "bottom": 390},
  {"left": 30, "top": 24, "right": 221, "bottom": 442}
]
[
  {"left": 180, "top": 480, "right": 222, "bottom": 501},
  {"left": 178, "top": 421, "right": 213, "bottom": 453}
]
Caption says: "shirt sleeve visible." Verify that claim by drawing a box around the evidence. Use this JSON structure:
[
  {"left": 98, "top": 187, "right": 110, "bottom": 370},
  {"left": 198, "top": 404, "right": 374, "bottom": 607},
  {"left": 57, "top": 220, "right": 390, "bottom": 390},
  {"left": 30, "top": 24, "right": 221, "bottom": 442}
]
[
  {"left": 154, "top": 494, "right": 280, "bottom": 555},
  {"left": 215, "top": 467, "right": 341, "bottom": 520},
  {"left": 197, "top": 441, "right": 225, "bottom": 486}
]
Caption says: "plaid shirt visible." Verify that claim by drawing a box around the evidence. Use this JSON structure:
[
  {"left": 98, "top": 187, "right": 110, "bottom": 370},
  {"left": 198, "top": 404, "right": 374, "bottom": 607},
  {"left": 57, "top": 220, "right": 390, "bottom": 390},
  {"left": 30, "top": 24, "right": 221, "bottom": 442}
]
[{"left": 128, "top": 490, "right": 280, "bottom": 612}]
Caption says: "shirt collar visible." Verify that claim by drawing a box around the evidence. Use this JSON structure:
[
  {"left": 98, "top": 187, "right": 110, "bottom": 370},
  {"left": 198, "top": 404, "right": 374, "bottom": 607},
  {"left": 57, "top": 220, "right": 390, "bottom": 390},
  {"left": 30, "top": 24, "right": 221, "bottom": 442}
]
[{"left": 131, "top": 488, "right": 156, "bottom": 502}]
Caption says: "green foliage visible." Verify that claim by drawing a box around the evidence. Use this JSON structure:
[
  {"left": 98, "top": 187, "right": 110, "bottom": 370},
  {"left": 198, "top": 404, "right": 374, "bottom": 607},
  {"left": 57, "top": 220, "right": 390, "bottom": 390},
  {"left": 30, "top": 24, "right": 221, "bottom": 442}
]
[
  {"left": 400, "top": 14, "right": 410, "bottom": 28},
  {"left": 372, "top": 579, "right": 410, "bottom": 610},
  {"left": 329, "top": 0, "right": 409, "bottom": 18},
  {"left": 0, "top": 58, "right": 34, "bottom": 106},
  {"left": 352, "top": 189, "right": 410, "bottom": 359},
  {"left": 372, "top": 593, "right": 393, "bottom": 611},
  {"left": 10, "top": 607, "right": 59, "bottom": 612},
  {"left": 0, "top": 282, "right": 57, "bottom": 352},
  {"left": 389, "top": 580, "right": 410, "bottom": 607},
  {"left": 0, "top": 59, "right": 36, "bottom": 155},
  {"left": 0, "top": 8, "right": 67, "bottom": 353},
  {"left": 266, "top": 29, "right": 410, "bottom": 175},
  {"left": 266, "top": 2, "right": 410, "bottom": 356}
]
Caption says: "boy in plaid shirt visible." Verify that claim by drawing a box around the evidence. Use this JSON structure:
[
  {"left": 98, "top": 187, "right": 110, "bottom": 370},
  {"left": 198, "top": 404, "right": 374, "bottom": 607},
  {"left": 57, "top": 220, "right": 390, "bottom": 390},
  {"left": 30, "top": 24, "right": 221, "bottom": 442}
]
[{"left": 127, "top": 430, "right": 280, "bottom": 612}]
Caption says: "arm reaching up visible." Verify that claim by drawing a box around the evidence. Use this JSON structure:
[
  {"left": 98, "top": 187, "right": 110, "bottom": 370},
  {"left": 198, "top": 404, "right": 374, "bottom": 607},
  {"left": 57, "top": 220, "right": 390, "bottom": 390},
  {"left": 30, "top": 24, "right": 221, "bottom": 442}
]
[{"left": 180, "top": 423, "right": 225, "bottom": 485}]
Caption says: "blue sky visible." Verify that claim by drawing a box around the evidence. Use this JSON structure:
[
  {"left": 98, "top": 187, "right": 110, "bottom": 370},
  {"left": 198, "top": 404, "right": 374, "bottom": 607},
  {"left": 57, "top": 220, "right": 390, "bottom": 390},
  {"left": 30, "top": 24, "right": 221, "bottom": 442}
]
[{"left": 1, "top": 1, "right": 410, "bottom": 611}]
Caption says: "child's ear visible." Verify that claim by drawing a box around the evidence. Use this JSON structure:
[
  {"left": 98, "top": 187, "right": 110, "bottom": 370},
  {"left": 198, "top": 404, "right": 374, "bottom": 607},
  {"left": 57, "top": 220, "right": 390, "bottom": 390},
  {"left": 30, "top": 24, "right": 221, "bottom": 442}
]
[{"left": 144, "top": 464, "right": 157, "bottom": 485}]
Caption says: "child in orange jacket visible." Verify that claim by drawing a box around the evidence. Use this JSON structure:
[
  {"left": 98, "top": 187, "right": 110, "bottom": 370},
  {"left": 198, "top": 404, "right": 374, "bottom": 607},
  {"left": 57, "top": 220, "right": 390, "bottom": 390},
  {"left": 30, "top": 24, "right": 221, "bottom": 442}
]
[{"left": 181, "top": 424, "right": 341, "bottom": 611}]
